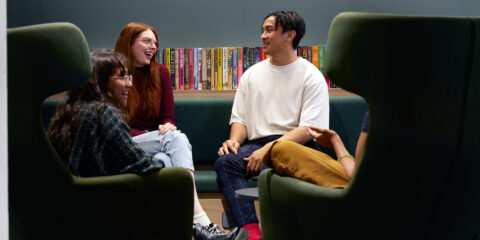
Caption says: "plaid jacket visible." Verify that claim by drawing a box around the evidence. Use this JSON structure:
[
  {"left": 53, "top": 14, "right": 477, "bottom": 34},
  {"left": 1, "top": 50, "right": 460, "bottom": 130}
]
[{"left": 66, "top": 102, "right": 164, "bottom": 177}]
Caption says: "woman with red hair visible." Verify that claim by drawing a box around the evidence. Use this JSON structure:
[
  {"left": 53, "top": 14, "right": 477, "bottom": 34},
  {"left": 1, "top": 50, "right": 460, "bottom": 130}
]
[{"left": 115, "top": 22, "right": 244, "bottom": 240}]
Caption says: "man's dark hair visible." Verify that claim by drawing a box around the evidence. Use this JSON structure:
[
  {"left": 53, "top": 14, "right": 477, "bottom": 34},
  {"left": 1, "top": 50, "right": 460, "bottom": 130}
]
[{"left": 264, "top": 10, "right": 306, "bottom": 49}]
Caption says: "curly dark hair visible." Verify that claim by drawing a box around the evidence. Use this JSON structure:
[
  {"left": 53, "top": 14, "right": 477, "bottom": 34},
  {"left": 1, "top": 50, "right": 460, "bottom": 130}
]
[{"left": 47, "top": 49, "right": 129, "bottom": 160}]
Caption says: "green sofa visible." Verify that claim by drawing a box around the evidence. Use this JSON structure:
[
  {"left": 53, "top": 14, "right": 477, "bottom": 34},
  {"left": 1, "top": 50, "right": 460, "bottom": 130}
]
[{"left": 42, "top": 96, "right": 367, "bottom": 193}]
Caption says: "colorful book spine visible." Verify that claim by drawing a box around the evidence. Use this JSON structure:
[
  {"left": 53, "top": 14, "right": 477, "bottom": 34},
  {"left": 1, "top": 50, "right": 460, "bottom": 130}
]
[
  {"left": 227, "top": 47, "right": 233, "bottom": 90},
  {"left": 178, "top": 48, "right": 185, "bottom": 90},
  {"left": 214, "top": 48, "right": 218, "bottom": 89},
  {"left": 297, "top": 47, "right": 302, "bottom": 57},
  {"left": 325, "top": 74, "right": 332, "bottom": 88},
  {"left": 232, "top": 47, "right": 237, "bottom": 90},
  {"left": 217, "top": 47, "right": 223, "bottom": 90},
  {"left": 254, "top": 47, "right": 261, "bottom": 64},
  {"left": 194, "top": 48, "right": 198, "bottom": 90},
  {"left": 312, "top": 46, "right": 319, "bottom": 70},
  {"left": 210, "top": 48, "right": 215, "bottom": 90},
  {"left": 243, "top": 47, "right": 250, "bottom": 72},
  {"left": 307, "top": 46, "right": 312, "bottom": 63},
  {"left": 302, "top": 46, "right": 308, "bottom": 60},
  {"left": 184, "top": 48, "right": 189, "bottom": 90},
  {"left": 319, "top": 45, "right": 330, "bottom": 87},
  {"left": 197, "top": 48, "right": 201, "bottom": 90},
  {"left": 188, "top": 48, "right": 194, "bottom": 90},
  {"left": 174, "top": 48, "right": 179, "bottom": 90},
  {"left": 319, "top": 45, "right": 325, "bottom": 75},
  {"left": 170, "top": 49, "right": 176, "bottom": 90},
  {"left": 237, "top": 47, "right": 243, "bottom": 86},
  {"left": 206, "top": 48, "right": 211, "bottom": 90},
  {"left": 260, "top": 47, "right": 265, "bottom": 61},
  {"left": 249, "top": 47, "right": 255, "bottom": 66},
  {"left": 157, "top": 49, "right": 163, "bottom": 65},
  {"left": 162, "top": 49, "right": 166, "bottom": 65},
  {"left": 201, "top": 48, "right": 206, "bottom": 90},
  {"left": 222, "top": 47, "right": 228, "bottom": 90},
  {"left": 165, "top": 48, "right": 172, "bottom": 89}
]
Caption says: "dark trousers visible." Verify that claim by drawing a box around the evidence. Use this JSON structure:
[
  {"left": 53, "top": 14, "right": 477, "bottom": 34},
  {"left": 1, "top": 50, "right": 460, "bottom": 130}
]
[{"left": 214, "top": 135, "right": 318, "bottom": 227}]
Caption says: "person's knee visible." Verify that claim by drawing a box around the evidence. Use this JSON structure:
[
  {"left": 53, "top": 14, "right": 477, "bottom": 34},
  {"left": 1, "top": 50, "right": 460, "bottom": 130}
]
[
  {"left": 214, "top": 153, "right": 240, "bottom": 172},
  {"left": 269, "top": 141, "right": 302, "bottom": 162},
  {"left": 164, "top": 130, "right": 181, "bottom": 139},
  {"left": 272, "top": 141, "right": 297, "bottom": 155},
  {"left": 214, "top": 155, "right": 226, "bottom": 172},
  {"left": 166, "top": 131, "right": 191, "bottom": 147}
]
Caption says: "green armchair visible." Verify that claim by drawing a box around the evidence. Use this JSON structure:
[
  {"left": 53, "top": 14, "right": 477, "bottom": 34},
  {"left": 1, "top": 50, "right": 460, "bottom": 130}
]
[
  {"left": 259, "top": 12, "right": 480, "bottom": 239},
  {"left": 8, "top": 23, "right": 193, "bottom": 239}
]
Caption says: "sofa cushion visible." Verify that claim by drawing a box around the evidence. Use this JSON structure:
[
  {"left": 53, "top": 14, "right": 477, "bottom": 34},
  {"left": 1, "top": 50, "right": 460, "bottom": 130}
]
[{"left": 195, "top": 170, "right": 258, "bottom": 193}]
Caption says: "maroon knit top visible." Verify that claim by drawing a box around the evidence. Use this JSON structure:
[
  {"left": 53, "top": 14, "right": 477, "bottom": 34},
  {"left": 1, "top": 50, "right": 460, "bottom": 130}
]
[{"left": 129, "top": 64, "right": 175, "bottom": 136}]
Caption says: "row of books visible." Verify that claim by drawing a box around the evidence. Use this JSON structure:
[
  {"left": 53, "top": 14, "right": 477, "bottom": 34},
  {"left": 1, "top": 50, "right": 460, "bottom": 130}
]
[{"left": 157, "top": 45, "right": 334, "bottom": 91}]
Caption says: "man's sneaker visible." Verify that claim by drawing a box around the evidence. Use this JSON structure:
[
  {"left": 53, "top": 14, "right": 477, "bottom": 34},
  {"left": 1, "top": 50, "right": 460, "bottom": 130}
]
[{"left": 193, "top": 223, "right": 249, "bottom": 240}]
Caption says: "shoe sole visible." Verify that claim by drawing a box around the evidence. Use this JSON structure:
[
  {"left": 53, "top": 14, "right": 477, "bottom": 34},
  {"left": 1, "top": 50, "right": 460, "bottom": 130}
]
[{"left": 233, "top": 228, "right": 249, "bottom": 240}]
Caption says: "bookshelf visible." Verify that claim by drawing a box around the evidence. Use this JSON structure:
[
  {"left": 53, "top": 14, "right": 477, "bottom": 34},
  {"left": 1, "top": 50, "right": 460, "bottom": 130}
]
[
  {"left": 160, "top": 46, "right": 329, "bottom": 92},
  {"left": 47, "top": 88, "right": 357, "bottom": 100},
  {"left": 47, "top": 45, "right": 356, "bottom": 100}
]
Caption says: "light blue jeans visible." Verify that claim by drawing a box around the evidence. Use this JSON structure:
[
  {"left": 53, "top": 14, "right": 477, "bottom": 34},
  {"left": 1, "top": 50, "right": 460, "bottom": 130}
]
[{"left": 132, "top": 130, "right": 194, "bottom": 171}]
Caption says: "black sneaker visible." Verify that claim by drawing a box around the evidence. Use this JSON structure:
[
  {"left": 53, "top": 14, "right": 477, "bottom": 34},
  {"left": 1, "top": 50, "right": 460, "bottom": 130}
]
[{"left": 193, "top": 223, "right": 249, "bottom": 240}]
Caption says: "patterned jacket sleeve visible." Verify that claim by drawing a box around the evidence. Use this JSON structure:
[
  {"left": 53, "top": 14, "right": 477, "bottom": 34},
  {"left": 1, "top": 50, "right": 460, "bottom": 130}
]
[{"left": 98, "top": 104, "right": 165, "bottom": 175}]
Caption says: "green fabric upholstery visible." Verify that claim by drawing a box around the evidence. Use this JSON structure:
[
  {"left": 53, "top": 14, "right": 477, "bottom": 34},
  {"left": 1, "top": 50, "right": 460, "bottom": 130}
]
[
  {"left": 8, "top": 23, "right": 193, "bottom": 239},
  {"left": 174, "top": 98, "right": 232, "bottom": 165},
  {"left": 174, "top": 98, "right": 260, "bottom": 192},
  {"left": 259, "top": 12, "right": 480, "bottom": 239}
]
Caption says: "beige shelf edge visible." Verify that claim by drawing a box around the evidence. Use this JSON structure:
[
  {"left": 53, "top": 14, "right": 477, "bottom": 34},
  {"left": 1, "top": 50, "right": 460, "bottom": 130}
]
[
  {"left": 46, "top": 88, "right": 357, "bottom": 100},
  {"left": 174, "top": 88, "right": 357, "bottom": 98}
]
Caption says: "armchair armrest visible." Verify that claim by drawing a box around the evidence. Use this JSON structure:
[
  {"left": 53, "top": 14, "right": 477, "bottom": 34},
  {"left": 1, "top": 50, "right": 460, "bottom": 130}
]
[
  {"left": 69, "top": 167, "right": 193, "bottom": 239},
  {"left": 259, "top": 169, "right": 351, "bottom": 240}
]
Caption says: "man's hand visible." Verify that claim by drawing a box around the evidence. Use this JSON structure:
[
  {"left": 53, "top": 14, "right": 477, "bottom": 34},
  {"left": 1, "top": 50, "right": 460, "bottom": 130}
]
[
  {"left": 158, "top": 122, "right": 177, "bottom": 135},
  {"left": 218, "top": 139, "right": 240, "bottom": 156},
  {"left": 243, "top": 146, "right": 268, "bottom": 176}
]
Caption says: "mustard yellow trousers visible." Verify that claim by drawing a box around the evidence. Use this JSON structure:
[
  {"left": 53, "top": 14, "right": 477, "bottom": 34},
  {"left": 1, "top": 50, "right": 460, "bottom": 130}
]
[{"left": 262, "top": 140, "right": 349, "bottom": 188}]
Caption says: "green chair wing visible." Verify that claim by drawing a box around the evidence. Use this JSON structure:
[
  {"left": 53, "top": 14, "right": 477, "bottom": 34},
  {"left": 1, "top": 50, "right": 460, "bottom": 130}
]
[
  {"left": 259, "top": 12, "right": 480, "bottom": 240},
  {"left": 8, "top": 22, "right": 193, "bottom": 239}
]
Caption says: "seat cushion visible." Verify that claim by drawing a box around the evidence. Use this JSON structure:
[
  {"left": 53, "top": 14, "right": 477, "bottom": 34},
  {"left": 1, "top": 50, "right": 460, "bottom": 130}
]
[{"left": 195, "top": 170, "right": 258, "bottom": 193}]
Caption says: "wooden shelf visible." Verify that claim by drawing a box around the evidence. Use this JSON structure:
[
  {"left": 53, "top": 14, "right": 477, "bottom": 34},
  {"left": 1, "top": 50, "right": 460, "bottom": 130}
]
[
  {"left": 172, "top": 88, "right": 357, "bottom": 98},
  {"left": 173, "top": 88, "right": 357, "bottom": 98},
  {"left": 47, "top": 88, "right": 357, "bottom": 100},
  {"left": 173, "top": 90, "right": 236, "bottom": 98},
  {"left": 328, "top": 88, "right": 358, "bottom": 97}
]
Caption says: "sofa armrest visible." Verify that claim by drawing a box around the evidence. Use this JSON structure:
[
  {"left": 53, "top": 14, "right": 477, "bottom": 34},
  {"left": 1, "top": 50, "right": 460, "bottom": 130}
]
[{"left": 71, "top": 167, "right": 193, "bottom": 239}]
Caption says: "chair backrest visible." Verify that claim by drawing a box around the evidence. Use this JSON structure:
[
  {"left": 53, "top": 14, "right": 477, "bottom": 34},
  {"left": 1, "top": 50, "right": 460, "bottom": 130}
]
[
  {"left": 326, "top": 12, "right": 480, "bottom": 238},
  {"left": 8, "top": 22, "right": 91, "bottom": 237}
]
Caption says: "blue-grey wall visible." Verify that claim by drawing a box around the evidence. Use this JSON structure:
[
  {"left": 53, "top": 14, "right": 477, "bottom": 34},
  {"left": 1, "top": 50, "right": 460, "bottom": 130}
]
[{"left": 7, "top": 0, "right": 480, "bottom": 49}]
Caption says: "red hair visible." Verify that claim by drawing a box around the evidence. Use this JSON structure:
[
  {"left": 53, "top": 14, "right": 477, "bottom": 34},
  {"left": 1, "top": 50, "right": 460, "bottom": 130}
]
[{"left": 115, "top": 22, "right": 162, "bottom": 123}]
